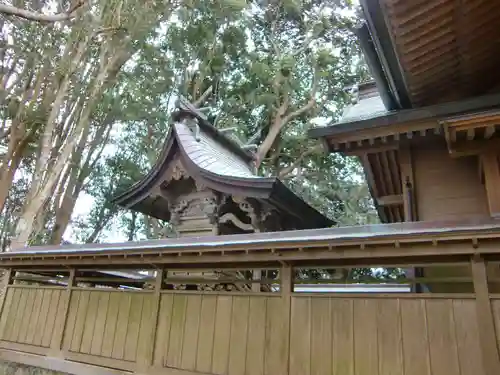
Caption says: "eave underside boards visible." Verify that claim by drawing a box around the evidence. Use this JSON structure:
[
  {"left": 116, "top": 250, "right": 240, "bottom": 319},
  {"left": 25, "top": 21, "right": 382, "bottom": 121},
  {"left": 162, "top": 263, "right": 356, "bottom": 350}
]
[
  {"left": 362, "top": 150, "right": 404, "bottom": 223},
  {"left": 4, "top": 219, "right": 500, "bottom": 269},
  {"left": 376, "top": 0, "right": 500, "bottom": 107}
]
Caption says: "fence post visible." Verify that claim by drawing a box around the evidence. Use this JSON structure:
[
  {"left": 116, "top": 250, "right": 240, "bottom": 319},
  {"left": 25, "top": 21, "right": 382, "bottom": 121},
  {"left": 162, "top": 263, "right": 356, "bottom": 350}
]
[
  {"left": 50, "top": 268, "right": 75, "bottom": 357},
  {"left": 281, "top": 263, "right": 293, "bottom": 375},
  {"left": 137, "top": 268, "right": 164, "bottom": 372},
  {"left": 471, "top": 255, "right": 500, "bottom": 375},
  {"left": 0, "top": 269, "right": 12, "bottom": 316}
]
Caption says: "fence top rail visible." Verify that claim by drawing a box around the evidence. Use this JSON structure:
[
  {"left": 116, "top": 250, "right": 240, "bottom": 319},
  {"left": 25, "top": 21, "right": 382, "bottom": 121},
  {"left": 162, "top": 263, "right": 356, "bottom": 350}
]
[{"left": 2, "top": 219, "right": 500, "bottom": 269}]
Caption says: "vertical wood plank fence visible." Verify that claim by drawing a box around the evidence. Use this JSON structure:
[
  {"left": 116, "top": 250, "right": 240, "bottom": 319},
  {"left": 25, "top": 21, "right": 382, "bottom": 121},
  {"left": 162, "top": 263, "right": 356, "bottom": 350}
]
[{"left": 0, "top": 256, "right": 499, "bottom": 375}]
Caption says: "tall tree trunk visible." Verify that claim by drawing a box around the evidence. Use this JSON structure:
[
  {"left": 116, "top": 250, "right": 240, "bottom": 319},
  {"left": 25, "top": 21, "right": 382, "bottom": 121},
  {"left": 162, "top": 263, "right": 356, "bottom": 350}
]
[{"left": 127, "top": 211, "right": 137, "bottom": 241}]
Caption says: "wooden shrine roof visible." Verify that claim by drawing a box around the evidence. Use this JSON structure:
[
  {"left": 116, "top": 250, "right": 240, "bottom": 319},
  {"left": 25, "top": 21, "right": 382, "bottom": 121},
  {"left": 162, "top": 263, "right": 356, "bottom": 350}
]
[
  {"left": 358, "top": 0, "right": 500, "bottom": 109},
  {"left": 114, "top": 98, "right": 333, "bottom": 229},
  {"left": 309, "top": 91, "right": 500, "bottom": 141},
  {"left": 309, "top": 0, "right": 500, "bottom": 140}
]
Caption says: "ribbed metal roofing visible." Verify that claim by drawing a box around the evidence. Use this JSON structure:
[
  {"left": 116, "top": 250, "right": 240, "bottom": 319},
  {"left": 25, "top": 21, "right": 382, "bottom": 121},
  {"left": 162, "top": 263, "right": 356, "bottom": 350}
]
[
  {"left": 174, "top": 122, "right": 259, "bottom": 178},
  {"left": 339, "top": 95, "right": 389, "bottom": 124}
]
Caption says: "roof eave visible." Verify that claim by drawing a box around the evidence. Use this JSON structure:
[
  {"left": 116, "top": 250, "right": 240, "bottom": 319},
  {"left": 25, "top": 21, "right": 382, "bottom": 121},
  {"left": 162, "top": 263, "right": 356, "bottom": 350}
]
[
  {"left": 355, "top": 23, "right": 398, "bottom": 111},
  {"left": 308, "top": 92, "right": 500, "bottom": 140},
  {"left": 359, "top": 0, "right": 412, "bottom": 109},
  {"left": 112, "top": 127, "right": 177, "bottom": 210},
  {"left": 269, "top": 180, "right": 335, "bottom": 229}
]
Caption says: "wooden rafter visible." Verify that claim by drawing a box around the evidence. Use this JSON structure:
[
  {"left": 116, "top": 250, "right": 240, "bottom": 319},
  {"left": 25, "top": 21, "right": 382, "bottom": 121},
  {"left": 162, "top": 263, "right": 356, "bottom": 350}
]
[
  {"left": 449, "top": 138, "right": 500, "bottom": 158},
  {"left": 481, "top": 152, "right": 500, "bottom": 218},
  {"left": 376, "top": 194, "right": 403, "bottom": 206}
]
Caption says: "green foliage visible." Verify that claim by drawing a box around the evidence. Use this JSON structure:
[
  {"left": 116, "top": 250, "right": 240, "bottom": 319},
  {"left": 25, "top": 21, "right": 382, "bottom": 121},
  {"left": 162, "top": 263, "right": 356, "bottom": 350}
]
[{"left": 0, "top": 0, "right": 379, "bottom": 251}]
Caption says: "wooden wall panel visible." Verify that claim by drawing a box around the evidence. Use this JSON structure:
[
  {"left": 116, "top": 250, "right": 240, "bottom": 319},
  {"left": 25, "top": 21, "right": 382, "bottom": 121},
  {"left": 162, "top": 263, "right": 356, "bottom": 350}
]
[
  {"left": 63, "top": 290, "right": 154, "bottom": 363},
  {"left": 0, "top": 287, "right": 67, "bottom": 348},
  {"left": 413, "top": 148, "right": 489, "bottom": 221},
  {"left": 413, "top": 148, "right": 489, "bottom": 292},
  {"left": 154, "top": 293, "right": 283, "bottom": 375},
  {"left": 0, "top": 286, "right": 492, "bottom": 375},
  {"left": 289, "top": 296, "right": 483, "bottom": 375},
  {"left": 490, "top": 299, "right": 500, "bottom": 356}
]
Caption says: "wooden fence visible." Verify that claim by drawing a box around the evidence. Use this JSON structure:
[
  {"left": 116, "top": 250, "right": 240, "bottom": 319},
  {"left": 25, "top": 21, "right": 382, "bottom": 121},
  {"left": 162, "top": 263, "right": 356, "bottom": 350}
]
[{"left": 0, "top": 257, "right": 500, "bottom": 375}]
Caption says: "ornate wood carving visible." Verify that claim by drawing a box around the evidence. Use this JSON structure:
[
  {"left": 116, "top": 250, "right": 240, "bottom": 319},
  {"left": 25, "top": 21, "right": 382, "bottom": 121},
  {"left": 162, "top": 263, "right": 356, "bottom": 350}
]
[
  {"left": 195, "top": 179, "right": 207, "bottom": 192},
  {"left": 219, "top": 212, "right": 254, "bottom": 232},
  {"left": 170, "top": 159, "right": 187, "bottom": 181},
  {"left": 170, "top": 199, "right": 189, "bottom": 225},
  {"left": 169, "top": 193, "right": 219, "bottom": 226},
  {"left": 230, "top": 197, "right": 283, "bottom": 232}
]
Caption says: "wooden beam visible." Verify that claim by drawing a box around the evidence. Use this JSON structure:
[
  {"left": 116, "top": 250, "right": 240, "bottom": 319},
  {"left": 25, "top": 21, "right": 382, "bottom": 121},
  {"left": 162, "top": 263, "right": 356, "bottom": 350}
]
[
  {"left": 471, "top": 256, "right": 500, "bottom": 375},
  {"left": 2, "top": 241, "right": 500, "bottom": 270},
  {"left": 484, "top": 126, "right": 496, "bottom": 139},
  {"left": 343, "top": 142, "right": 399, "bottom": 156},
  {"left": 0, "top": 348, "right": 127, "bottom": 375},
  {"left": 466, "top": 128, "right": 475, "bottom": 140},
  {"left": 376, "top": 194, "right": 404, "bottom": 206},
  {"left": 481, "top": 151, "right": 500, "bottom": 218},
  {"left": 449, "top": 138, "right": 500, "bottom": 158}
]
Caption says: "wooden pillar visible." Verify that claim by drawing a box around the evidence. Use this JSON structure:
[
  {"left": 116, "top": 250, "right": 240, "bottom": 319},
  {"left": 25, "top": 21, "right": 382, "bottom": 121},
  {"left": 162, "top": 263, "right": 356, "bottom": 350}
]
[
  {"left": 481, "top": 151, "right": 500, "bottom": 218},
  {"left": 471, "top": 256, "right": 500, "bottom": 375},
  {"left": 138, "top": 268, "right": 164, "bottom": 372},
  {"left": 252, "top": 270, "right": 261, "bottom": 292},
  {"left": 399, "top": 147, "right": 416, "bottom": 222},
  {"left": 53, "top": 268, "right": 75, "bottom": 356},
  {"left": 0, "top": 269, "right": 12, "bottom": 316},
  {"left": 281, "top": 263, "right": 293, "bottom": 375}
]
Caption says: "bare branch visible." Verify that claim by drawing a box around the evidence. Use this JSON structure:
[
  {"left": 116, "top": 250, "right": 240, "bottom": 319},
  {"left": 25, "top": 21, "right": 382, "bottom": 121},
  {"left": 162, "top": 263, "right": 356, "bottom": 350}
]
[
  {"left": 0, "top": 1, "right": 85, "bottom": 23},
  {"left": 282, "top": 66, "right": 319, "bottom": 124},
  {"left": 278, "top": 144, "right": 323, "bottom": 178},
  {"left": 193, "top": 85, "right": 213, "bottom": 108}
]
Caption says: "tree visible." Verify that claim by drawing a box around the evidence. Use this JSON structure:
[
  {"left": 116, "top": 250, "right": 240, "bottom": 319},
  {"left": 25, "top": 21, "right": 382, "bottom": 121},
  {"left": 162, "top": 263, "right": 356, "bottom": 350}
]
[
  {"left": 0, "top": 0, "right": 179, "bottom": 248},
  {"left": 0, "top": 0, "right": 378, "bottom": 248}
]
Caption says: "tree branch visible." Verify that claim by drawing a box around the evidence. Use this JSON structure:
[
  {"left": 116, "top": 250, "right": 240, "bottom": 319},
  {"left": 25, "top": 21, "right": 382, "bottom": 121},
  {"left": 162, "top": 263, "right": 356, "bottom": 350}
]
[
  {"left": 282, "top": 66, "right": 319, "bottom": 124},
  {"left": 0, "top": 1, "right": 85, "bottom": 23},
  {"left": 193, "top": 85, "right": 213, "bottom": 108},
  {"left": 278, "top": 144, "right": 323, "bottom": 178}
]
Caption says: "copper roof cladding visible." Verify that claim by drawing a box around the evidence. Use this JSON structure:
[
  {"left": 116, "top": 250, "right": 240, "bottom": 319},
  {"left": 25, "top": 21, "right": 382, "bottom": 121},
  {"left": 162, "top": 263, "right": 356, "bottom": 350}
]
[
  {"left": 3, "top": 218, "right": 500, "bottom": 269},
  {"left": 362, "top": 0, "right": 500, "bottom": 108},
  {"left": 113, "top": 98, "right": 334, "bottom": 229}
]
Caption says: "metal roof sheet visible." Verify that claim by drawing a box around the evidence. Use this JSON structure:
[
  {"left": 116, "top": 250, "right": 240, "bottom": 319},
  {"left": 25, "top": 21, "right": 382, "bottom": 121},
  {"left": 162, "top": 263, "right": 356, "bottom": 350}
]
[
  {"left": 9, "top": 218, "right": 500, "bottom": 256},
  {"left": 339, "top": 95, "right": 389, "bottom": 124},
  {"left": 174, "top": 122, "right": 259, "bottom": 178}
]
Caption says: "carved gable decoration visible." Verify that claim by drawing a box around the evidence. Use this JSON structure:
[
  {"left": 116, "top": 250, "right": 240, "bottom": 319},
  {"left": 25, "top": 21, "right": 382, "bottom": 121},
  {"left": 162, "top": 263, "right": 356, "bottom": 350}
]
[
  {"left": 170, "top": 192, "right": 219, "bottom": 226},
  {"left": 166, "top": 157, "right": 188, "bottom": 183}
]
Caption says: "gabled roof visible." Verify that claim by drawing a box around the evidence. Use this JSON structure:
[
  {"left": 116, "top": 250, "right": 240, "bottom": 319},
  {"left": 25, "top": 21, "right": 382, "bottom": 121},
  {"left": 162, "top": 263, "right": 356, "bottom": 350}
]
[{"left": 114, "top": 99, "right": 334, "bottom": 230}]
